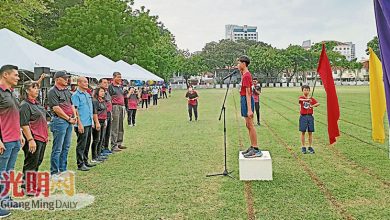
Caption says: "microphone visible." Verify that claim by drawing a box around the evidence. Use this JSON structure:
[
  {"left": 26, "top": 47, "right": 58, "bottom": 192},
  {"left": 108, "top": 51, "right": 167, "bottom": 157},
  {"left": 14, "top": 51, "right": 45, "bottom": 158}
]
[{"left": 223, "top": 69, "right": 239, "bottom": 80}]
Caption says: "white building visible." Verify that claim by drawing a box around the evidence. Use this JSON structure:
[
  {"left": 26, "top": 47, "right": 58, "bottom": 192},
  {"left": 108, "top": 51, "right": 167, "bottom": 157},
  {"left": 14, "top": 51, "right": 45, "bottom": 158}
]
[
  {"left": 301, "top": 40, "right": 356, "bottom": 61},
  {"left": 333, "top": 42, "right": 356, "bottom": 61},
  {"left": 225, "top": 24, "right": 258, "bottom": 41}
]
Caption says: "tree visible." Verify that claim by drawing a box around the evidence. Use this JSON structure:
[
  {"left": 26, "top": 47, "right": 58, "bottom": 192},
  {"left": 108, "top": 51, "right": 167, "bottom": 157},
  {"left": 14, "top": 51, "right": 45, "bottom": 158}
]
[
  {"left": 0, "top": 0, "right": 48, "bottom": 40},
  {"left": 366, "top": 36, "right": 380, "bottom": 58}
]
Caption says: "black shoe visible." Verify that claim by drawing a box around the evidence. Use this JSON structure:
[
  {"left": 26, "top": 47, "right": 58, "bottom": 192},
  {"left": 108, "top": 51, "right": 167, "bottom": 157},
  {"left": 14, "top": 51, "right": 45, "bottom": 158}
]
[
  {"left": 78, "top": 165, "right": 90, "bottom": 171},
  {"left": 257, "top": 122, "right": 261, "bottom": 126},
  {"left": 242, "top": 146, "right": 254, "bottom": 155},
  {"left": 85, "top": 163, "right": 96, "bottom": 167}
]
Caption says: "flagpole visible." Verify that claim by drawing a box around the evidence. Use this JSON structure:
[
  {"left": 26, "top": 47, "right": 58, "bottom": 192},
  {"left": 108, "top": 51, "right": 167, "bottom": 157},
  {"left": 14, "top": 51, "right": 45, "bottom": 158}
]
[{"left": 311, "top": 72, "right": 318, "bottom": 98}]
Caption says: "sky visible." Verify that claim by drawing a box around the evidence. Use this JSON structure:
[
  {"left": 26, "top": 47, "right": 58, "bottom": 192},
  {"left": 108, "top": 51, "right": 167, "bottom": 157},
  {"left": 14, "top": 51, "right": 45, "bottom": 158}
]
[{"left": 133, "top": 0, "right": 377, "bottom": 60}]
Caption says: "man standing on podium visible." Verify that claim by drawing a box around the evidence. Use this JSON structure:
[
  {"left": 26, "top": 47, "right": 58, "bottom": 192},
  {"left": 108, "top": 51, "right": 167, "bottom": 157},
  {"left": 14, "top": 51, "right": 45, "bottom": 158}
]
[{"left": 238, "top": 56, "right": 263, "bottom": 158}]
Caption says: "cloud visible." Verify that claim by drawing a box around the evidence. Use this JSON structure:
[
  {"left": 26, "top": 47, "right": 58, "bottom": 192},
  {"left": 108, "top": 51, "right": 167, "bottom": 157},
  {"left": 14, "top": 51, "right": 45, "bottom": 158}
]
[{"left": 133, "top": 0, "right": 377, "bottom": 59}]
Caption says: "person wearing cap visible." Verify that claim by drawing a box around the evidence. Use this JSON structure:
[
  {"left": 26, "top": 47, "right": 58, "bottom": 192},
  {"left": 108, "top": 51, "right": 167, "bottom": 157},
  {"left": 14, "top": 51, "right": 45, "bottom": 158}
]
[
  {"left": 20, "top": 80, "right": 49, "bottom": 195},
  {"left": 47, "top": 71, "right": 77, "bottom": 178},
  {"left": 108, "top": 72, "right": 126, "bottom": 152},
  {"left": 72, "top": 77, "right": 98, "bottom": 171},
  {"left": 0, "top": 65, "right": 24, "bottom": 218}
]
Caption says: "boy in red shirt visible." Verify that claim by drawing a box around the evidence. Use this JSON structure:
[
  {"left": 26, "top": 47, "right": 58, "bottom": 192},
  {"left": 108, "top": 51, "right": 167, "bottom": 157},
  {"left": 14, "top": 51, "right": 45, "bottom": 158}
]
[
  {"left": 299, "top": 85, "right": 320, "bottom": 154},
  {"left": 238, "top": 56, "right": 263, "bottom": 158}
]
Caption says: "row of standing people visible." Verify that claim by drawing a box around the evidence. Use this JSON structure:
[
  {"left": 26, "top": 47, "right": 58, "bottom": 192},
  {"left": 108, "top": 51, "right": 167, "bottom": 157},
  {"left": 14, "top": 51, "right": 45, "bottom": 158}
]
[{"left": 0, "top": 65, "right": 137, "bottom": 217}]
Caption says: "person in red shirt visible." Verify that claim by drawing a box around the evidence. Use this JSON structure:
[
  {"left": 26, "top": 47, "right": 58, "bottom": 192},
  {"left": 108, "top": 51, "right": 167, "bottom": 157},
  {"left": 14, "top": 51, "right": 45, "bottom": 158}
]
[
  {"left": 126, "top": 87, "right": 140, "bottom": 126},
  {"left": 185, "top": 86, "right": 198, "bottom": 121},
  {"left": 238, "top": 56, "right": 263, "bottom": 158},
  {"left": 299, "top": 85, "right": 320, "bottom": 154},
  {"left": 252, "top": 77, "right": 261, "bottom": 126}
]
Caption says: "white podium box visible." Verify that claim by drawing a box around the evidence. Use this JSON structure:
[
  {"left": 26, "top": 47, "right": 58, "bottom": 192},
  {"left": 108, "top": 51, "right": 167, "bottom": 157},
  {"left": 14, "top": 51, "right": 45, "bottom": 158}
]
[{"left": 239, "top": 151, "right": 273, "bottom": 181}]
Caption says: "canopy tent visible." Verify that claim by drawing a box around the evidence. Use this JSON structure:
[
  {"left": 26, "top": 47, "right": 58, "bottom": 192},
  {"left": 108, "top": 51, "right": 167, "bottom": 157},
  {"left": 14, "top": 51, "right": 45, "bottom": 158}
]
[
  {"left": 131, "top": 64, "right": 164, "bottom": 82},
  {"left": 53, "top": 45, "right": 110, "bottom": 79},
  {"left": 0, "top": 28, "right": 94, "bottom": 76},
  {"left": 115, "top": 60, "right": 149, "bottom": 81},
  {"left": 93, "top": 55, "right": 149, "bottom": 81}
]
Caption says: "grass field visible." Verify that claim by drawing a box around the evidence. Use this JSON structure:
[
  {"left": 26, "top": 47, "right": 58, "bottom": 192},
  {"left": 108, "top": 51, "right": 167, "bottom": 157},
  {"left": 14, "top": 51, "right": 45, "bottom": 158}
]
[{"left": 11, "top": 86, "right": 390, "bottom": 219}]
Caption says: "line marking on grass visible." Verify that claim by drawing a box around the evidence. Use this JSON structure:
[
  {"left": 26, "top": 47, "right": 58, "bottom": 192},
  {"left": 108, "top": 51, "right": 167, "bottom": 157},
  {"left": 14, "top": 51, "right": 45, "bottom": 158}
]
[
  {"left": 261, "top": 99, "right": 390, "bottom": 189},
  {"left": 265, "top": 96, "right": 386, "bottom": 153},
  {"left": 278, "top": 96, "right": 371, "bottom": 131},
  {"left": 262, "top": 118, "right": 355, "bottom": 220},
  {"left": 232, "top": 90, "right": 255, "bottom": 220}
]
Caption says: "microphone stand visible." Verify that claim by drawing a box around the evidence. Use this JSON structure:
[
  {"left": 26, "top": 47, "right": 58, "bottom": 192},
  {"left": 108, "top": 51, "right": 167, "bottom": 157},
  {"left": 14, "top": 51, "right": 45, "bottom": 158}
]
[{"left": 206, "top": 70, "right": 234, "bottom": 178}]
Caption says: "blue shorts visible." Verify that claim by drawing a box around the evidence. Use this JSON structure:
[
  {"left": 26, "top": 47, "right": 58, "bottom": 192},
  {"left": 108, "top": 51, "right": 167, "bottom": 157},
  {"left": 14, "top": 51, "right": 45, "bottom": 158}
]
[
  {"left": 299, "top": 115, "right": 315, "bottom": 132},
  {"left": 240, "top": 96, "right": 255, "bottom": 117}
]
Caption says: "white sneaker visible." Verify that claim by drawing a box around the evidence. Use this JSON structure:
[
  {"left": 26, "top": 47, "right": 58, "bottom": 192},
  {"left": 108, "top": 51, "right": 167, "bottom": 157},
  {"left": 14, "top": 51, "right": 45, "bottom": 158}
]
[
  {"left": 90, "top": 159, "right": 102, "bottom": 164},
  {"left": 133, "top": 124, "right": 136, "bottom": 127}
]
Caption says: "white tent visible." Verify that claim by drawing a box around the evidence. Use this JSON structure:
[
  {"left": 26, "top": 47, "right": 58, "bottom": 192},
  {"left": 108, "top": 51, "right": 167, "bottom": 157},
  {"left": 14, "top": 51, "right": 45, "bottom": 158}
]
[
  {"left": 93, "top": 54, "right": 148, "bottom": 81},
  {"left": 131, "top": 64, "right": 164, "bottom": 82},
  {"left": 115, "top": 60, "right": 149, "bottom": 81},
  {"left": 0, "top": 28, "right": 94, "bottom": 76},
  {"left": 54, "top": 45, "right": 111, "bottom": 78}
]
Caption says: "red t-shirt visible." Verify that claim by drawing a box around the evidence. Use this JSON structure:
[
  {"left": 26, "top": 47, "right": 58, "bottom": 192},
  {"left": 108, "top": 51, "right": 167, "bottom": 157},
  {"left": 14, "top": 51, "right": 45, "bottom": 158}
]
[
  {"left": 186, "top": 91, "right": 198, "bottom": 106},
  {"left": 240, "top": 72, "right": 252, "bottom": 96},
  {"left": 252, "top": 85, "right": 260, "bottom": 102},
  {"left": 299, "top": 96, "right": 318, "bottom": 115}
]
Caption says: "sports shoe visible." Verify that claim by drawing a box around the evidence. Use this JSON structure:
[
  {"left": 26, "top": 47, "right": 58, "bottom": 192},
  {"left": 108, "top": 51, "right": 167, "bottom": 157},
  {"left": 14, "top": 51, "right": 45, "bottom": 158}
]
[
  {"left": 91, "top": 159, "right": 102, "bottom": 164},
  {"left": 243, "top": 148, "right": 263, "bottom": 158},
  {"left": 0, "top": 209, "right": 11, "bottom": 218},
  {"left": 242, "top": 146, "right": 254, "bottom": 155},
  {"left": 301, "top": 147, "right": 307, "bottom": 154},
  {"left": 85, "top": 163, "right": 97, "bottom": 167},
  {"left": 102, "top": 149, "right": 112, "bottom": 155},
  {"left": 308, "top": 147, "right": 315, "bottom": 154}
]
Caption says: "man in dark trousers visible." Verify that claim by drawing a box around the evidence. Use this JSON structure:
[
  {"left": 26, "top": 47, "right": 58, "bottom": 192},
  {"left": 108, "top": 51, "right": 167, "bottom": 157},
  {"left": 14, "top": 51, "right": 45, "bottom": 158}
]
[{"left": 72, "top": 77, "right": 97, "bottom": 171}]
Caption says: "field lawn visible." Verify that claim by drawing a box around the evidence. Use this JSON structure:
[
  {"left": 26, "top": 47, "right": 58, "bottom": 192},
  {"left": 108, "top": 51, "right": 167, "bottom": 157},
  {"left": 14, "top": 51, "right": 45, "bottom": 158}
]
[{"left": 11, "top": 86, "right": 390, "bottom": 219}]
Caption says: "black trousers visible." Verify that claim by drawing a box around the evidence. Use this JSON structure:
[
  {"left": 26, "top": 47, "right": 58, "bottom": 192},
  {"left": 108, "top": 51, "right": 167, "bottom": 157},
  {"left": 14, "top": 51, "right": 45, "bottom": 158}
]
[
  {"left": 102, "top": 111, "right": 112, "bottom": 150},
  {"left": 91, "top": 120, "right": 106, "bottom": 160},
  {"left": 255, "top": 101, "right": 260, "bottom": 124},
  {"left": 148, "top": 95, "right": 151, "bottom": 105},
  {"left": 142, "top": 99, "right": 148, "bottom": 108},
  {"left": 153, "top": 94, "right": 158, "bottom": 105},
  {"left": 127, "top": 109, "right": 137, "bottom": 125},
  {"left": 75, "top": 125, "right": 92, "bottom": 167},
  {"left": 162, "top": 91, "right": 168, "bottom": 99},
  {"left": 22, "top": 140, "right": 46, "bottom": 179},
  {"left": 188, "top": 104, "right": 198, "bottom": 120}
]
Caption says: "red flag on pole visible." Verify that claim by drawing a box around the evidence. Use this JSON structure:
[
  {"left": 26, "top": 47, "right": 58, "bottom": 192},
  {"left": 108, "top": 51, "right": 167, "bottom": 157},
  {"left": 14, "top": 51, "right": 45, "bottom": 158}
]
[{"left": 317, "top": 44, "right": 340, "bottom": 144}]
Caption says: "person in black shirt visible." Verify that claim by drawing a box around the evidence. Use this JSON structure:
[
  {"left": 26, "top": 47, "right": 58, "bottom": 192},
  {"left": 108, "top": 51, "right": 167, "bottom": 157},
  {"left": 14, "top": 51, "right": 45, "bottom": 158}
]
[
  {"left": 0, "top": 65, "right": 24, "bottom": 218},
  {"left": 91, "top": 87, "right": 108, "bottom": 162},
  {"left": 47, "top": 71, "right": 77, "bottom": 176},
  {"left": 20, "top": 81, "right": 49, "bottom": 195}
]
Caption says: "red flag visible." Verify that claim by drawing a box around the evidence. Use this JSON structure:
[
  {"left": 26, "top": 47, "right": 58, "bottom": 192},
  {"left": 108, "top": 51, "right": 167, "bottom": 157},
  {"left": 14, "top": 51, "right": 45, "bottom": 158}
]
[{"left": 317, "top": 44, "right": 340, "bottom": 144}]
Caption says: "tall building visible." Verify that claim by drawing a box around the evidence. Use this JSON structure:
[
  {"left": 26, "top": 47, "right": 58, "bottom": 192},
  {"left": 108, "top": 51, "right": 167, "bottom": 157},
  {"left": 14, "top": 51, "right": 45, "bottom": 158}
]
[
  {"left": 301, "top": 40, "right": 356, "bottom": 61},
  {"left": 225, "top": 24, "right": 258, "bottom": 41}
]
